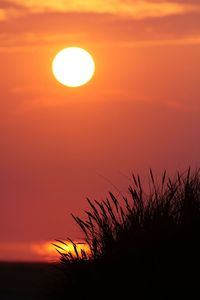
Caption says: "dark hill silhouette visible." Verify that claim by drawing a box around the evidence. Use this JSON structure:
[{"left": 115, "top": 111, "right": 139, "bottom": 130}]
[{"left": 53, "top": 168, "right": 200, "bottom": 300}]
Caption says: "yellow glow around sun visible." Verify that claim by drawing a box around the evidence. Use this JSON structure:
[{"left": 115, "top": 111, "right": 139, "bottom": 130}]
[
  {"left": 32, "top": 240, "right": 91, "bottom": 262},
  {"left": 52, "top": 47, "right": 95, "bottom": 87}
]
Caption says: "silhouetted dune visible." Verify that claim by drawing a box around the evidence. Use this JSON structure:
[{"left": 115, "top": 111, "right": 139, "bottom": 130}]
[
  {"left": 53, "top": 168, "right": 200, "bottom": 299},
  {"left": 2, "top": 168, "right": 200, "bottom": 300}
]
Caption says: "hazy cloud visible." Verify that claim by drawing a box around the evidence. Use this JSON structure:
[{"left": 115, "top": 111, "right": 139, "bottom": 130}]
[
  {"left": 0, "top": 10, "right": 200, "bottom": 50},
  {"left": 0, "top": 1, "right": 200, "bottom": 50},
  {"left": 1, "top": 0, "right": 199, "bottom": 21},
  {"left": 0, "top": 0, "right": 27, "bottom": 21}
]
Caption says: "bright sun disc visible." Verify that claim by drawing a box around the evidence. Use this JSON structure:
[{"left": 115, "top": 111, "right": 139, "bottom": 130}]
[{"left": 52, "top": 47, "right": 95, "bottom": 87}]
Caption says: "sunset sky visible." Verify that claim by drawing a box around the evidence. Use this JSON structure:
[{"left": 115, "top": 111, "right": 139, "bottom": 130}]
[{"left": 1, "top": 0, "right": 200, "bottom": 262}]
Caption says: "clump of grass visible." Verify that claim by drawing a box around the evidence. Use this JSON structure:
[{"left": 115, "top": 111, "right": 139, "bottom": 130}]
[{"left": 54, "top": 168, "right": 200, "bottom": 299}]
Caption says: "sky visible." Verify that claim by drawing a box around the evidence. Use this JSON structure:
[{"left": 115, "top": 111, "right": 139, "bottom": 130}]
[{"left": 0, "top": 0, "right": 200, "bottom": 262}]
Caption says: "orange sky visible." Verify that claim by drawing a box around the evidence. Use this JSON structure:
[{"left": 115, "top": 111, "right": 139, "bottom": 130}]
[{"left": 0, "top": 0, "right": 200, "bottom": 262}]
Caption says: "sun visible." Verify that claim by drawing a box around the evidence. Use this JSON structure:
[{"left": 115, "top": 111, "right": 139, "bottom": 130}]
[{"left": 52, "top": 47, "right": 95, "bottom": 87}]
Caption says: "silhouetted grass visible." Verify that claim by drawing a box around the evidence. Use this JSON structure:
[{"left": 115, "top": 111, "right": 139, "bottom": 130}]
[{"left": 54, "top": 168, "right": 200, "bottom": 299}]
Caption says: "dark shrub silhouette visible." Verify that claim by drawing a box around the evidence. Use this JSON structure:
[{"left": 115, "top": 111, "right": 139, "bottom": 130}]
[{"left": 54, "top": 168, "right": 200, "bottom": 299}]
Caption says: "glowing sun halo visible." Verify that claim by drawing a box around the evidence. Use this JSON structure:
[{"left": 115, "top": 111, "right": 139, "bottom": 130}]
[{"left": 52, "top": 47, "right": 95, "bottom": 87}]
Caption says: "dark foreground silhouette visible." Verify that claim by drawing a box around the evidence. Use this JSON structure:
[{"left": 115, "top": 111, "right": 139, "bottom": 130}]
[
  {"left": 0, "top": 262, "right": 60, "bottom": 300},
  {"left": 2, "top": 168, "right": 199, "bottom": 300},
  {"left": 53, "top": 168, "right": 200, "bottom": 300}
]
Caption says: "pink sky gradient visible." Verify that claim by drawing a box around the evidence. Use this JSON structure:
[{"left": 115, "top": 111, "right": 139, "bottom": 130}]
[{"left": 0, "top": 0, "right": 200, "bottom": 261}]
